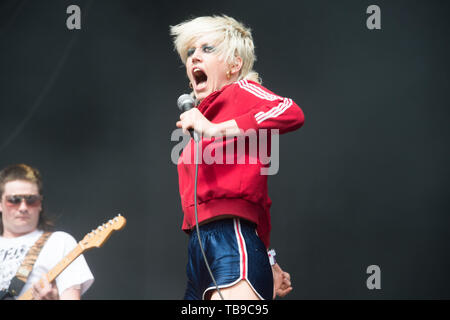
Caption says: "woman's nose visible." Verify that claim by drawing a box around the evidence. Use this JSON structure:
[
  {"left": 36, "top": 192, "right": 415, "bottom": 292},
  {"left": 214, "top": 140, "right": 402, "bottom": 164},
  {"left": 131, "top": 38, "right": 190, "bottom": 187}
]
[{"left": 191, "top": 48, "right": 202, "bottom": 62}]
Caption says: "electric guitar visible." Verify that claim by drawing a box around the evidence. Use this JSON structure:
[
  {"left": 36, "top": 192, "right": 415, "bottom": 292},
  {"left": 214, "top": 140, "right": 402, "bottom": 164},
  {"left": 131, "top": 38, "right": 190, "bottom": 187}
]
[{"left": 17, "top": 214, "right": 126, "bottom": 300}]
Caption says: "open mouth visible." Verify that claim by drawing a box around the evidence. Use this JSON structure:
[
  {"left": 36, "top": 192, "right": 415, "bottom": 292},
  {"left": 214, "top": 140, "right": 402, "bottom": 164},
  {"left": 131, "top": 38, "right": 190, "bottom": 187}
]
[{"left": 192, "top": 67, "right": 207, "bottom": 90}]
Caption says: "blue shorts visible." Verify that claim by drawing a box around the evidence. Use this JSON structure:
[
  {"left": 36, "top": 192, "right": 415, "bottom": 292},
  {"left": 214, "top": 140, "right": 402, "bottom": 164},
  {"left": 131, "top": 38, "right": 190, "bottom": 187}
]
[{"left": 184, "top": 218, "right": 273, "bottom": 300}]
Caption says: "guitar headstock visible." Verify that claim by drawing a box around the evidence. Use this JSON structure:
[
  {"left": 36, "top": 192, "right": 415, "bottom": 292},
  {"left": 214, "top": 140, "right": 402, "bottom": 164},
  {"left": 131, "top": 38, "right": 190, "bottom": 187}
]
[{"left": 80, "top": 214, "right": 126, "bottom": 250}]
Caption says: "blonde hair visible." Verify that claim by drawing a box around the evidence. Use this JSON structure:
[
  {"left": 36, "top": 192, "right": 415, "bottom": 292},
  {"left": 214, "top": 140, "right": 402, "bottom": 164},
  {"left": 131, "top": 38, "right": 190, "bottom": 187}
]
[{"left": 170, "top": 15, "right": 261, "bottom": 84}]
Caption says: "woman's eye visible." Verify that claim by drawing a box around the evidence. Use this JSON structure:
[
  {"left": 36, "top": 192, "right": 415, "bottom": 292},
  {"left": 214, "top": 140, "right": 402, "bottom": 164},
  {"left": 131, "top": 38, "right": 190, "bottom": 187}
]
[
  {"left": 187, "top": 45, "right": 215, "bottom": 58},
  {"left": 202, "top": 45, "right": 215, "bottom": 53},
  {"left": 187, "top": 48, "right": 195, "bottom": 57}
]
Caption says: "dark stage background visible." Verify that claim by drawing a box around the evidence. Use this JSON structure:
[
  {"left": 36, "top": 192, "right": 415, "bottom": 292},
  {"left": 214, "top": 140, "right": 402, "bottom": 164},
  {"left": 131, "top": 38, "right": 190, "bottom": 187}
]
[{"left": 0, "top": 0, "right": 449, "bottom": 299}]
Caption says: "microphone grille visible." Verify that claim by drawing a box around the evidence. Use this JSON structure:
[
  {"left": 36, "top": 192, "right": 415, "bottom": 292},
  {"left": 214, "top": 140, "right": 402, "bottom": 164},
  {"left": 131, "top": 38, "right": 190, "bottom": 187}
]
[{"left": 177, "top": 94, "right": 195, "bottom": 111}]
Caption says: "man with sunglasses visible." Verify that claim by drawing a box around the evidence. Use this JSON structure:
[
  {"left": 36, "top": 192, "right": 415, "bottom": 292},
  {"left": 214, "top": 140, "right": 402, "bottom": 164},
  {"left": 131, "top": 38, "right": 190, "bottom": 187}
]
[{"left": 0, "top": 164, "right": 94, "bottom": 300}]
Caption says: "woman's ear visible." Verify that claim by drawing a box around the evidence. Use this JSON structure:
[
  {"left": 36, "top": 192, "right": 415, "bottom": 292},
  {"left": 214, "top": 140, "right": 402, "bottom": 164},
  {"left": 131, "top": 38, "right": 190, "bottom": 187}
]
[{"left": 231, "top": 56, "right": 243, "bottom": 75}]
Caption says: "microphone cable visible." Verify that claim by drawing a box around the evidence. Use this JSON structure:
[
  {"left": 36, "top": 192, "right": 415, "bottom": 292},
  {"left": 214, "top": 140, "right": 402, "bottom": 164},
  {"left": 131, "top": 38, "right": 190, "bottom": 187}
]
[
  {"left": 177, "top": 94, "right": 223, "bottom": 299},
  {"left": 193, "top": 134, "right": 224, "bottom": 300}
]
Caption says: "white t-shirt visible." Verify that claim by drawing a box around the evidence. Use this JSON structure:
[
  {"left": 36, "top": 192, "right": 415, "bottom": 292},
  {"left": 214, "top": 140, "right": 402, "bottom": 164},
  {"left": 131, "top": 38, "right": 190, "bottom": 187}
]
[{"left": 0, "top": 229, "right": 94, "bottom": 298}]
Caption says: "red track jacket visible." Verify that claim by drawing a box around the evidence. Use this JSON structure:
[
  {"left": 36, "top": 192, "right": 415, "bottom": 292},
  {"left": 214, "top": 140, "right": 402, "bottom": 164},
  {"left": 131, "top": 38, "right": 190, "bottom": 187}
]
[{"left": 177, "top": 79, "right": 305, "bottom": 248}]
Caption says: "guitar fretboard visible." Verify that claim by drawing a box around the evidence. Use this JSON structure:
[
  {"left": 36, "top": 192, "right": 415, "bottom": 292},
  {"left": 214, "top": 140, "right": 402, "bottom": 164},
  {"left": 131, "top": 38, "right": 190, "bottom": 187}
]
[{"left": 47, "top": 245, "right": 83, "bottom": 282}]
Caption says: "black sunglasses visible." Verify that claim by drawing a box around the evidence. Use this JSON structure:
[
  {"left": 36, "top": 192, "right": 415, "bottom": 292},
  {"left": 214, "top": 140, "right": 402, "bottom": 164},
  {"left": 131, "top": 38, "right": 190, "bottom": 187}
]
[{"left": 4, "top": 194, "right": 42, "bottom": 207}]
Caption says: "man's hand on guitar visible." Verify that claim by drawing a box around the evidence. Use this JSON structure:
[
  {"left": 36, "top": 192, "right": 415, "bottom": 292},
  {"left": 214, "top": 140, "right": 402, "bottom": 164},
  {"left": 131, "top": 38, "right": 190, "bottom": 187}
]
[{"left": 31, "top": 278, "right": 59, "bottom": 300}]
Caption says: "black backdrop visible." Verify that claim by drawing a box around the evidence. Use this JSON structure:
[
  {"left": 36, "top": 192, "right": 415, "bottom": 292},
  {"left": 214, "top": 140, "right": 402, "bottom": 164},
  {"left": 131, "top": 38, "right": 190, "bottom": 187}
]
[{"left": 0, "top": 0, "right": 449, "bottom": 299}]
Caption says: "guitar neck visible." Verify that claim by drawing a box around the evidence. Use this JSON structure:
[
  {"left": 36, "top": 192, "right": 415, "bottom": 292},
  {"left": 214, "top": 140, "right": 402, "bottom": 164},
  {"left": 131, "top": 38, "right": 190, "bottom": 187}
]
[
  {"left": 18, "top": 244, "right": 85, "bottom": 300},
  {"left": 48, "top": 244, "right": 84, "bottom": 282}
]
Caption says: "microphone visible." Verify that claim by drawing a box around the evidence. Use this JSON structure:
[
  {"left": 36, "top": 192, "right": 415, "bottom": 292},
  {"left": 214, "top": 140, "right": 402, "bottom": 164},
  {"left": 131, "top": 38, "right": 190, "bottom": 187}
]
[
  {"left": 177, "top": 93, "right": 195, "bottom": 112},
  {"left": 177, "top": 94, "right": 200, "bottom": 142}
]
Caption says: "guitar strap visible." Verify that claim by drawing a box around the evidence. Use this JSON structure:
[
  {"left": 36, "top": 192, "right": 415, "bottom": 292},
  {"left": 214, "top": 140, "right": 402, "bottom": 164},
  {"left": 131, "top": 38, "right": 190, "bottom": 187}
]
[{"left": 0, "top": 231, "right": 52, "bottom": 300}]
